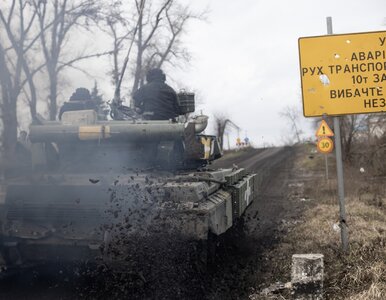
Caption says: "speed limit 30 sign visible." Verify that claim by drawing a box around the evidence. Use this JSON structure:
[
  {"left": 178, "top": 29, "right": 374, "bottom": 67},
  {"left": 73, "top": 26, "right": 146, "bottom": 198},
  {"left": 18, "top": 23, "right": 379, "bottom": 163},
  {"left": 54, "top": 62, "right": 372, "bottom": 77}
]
[{"left": 317, "top": 137, "right": 334, "bottom": 154}]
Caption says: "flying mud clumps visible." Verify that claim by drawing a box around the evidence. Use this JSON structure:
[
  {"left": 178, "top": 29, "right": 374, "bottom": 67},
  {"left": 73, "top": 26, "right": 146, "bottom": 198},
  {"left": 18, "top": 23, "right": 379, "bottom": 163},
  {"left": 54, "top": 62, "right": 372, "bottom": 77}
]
[{"left": 79, "top": 175, "right": 209, "bottom": 299}]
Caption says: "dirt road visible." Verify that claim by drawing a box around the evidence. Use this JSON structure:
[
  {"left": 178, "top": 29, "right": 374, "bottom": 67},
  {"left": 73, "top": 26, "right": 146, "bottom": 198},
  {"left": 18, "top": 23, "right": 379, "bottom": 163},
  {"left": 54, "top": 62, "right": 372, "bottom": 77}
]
[
  {"left": 0, "top": 146, "right": 299, "bottom": 299},
  {"left": 206, "top": 146, "right": 299, "bottom": 299}
]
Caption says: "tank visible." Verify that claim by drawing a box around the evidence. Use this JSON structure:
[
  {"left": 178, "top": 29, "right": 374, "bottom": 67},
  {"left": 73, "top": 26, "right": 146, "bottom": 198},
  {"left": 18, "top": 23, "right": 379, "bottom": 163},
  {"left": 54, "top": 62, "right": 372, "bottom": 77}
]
[{"left": 0, "top": 101, "right": 258, "bottom": 268}]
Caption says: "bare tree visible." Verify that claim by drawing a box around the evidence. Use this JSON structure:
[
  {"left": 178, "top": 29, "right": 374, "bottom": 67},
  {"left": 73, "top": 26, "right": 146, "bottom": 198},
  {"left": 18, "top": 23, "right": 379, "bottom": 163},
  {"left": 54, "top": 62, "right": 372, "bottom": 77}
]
[
  {"left": 130, "top": 0, "right": 205, "bottom": 97},
  {"left": 148, "top": 2, "right": 196, "bottom": 69},
  {"left": 279, "top": 105, "right": 304, "bottom": 144},
  {"left": 31, "top": 0, "right": 108, "bottom": 120},
  {"left": 99, "top": 1, "right": 135, "bottom": 100},
  {"left": 361, "top": 113, "right": 386, "bottom": 143},
  {"left": 0, "top": 0, "right": 42, "bottom": 165},
  {"left": 351, "top": 113, "right": 386, "bottom": 173},
  {"left": 334, "top": 113, "right": 386, "bottom": 173},
  {"left": 213, "top": 113, "right": 240, "bottom": 150},
  {"left": 99, "top": 0, "right": 205, "bottom": 107},
  {"left": 339, "top": 115, "right": 362, "bottom": 161},
  {"left": 0, "top": 43, "right": 18, "bottom": 166}
]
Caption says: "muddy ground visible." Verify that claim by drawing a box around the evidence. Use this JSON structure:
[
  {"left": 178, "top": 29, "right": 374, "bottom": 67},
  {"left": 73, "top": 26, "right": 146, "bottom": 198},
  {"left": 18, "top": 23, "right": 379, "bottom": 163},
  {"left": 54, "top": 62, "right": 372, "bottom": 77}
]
[{"left": 0, "top": 146, "right": 309, "bottom": 299}]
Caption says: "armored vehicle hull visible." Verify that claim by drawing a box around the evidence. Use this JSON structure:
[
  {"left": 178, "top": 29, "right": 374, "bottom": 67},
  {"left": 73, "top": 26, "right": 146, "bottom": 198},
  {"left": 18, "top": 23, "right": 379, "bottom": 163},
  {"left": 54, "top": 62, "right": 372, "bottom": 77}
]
[
  {"left": 0, "top": 110, "right": 257, "bottom": 268},
  {"left": 1, "top": 169, "right": 257, "bottom": 266}
]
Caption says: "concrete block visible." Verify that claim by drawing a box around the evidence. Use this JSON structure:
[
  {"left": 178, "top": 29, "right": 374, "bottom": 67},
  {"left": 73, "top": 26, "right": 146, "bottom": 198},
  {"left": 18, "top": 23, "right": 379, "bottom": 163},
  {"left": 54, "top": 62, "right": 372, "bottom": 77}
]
[{"left": 291, "top": 254, "right": 324, "bottom": 299}]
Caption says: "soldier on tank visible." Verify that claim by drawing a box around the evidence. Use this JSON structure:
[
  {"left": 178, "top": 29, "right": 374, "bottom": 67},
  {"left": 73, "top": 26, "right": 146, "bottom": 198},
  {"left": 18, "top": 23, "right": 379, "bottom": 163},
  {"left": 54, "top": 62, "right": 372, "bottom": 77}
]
[
  {"left": 133, "top": 68, "right": 181, "bottom": 120},
  {"left": 59, "top": 87, "right": 98, "bottom": 120}
]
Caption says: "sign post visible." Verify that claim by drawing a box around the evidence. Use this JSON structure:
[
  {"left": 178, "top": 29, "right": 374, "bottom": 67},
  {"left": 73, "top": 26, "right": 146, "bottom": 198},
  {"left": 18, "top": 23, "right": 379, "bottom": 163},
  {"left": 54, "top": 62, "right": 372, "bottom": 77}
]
[
  {"left": 325, "top": 153, "right": 329, "bottom": 180},
  {"left": 297, "top": 18, "right": 386, "bottom": 251},
  {"left": 299, "top": 20, "right": 386, "bottom": 252},
  {"left": 326, "top": 17, "right": 349, "bottom": 252}
]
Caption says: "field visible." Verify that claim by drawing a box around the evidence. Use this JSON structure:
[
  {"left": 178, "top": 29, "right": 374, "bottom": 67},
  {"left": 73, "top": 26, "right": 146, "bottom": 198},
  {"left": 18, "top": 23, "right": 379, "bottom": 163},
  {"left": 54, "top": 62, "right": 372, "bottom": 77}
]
[{"left": 251, "top": 145, "right": 386, "bottom": 299}]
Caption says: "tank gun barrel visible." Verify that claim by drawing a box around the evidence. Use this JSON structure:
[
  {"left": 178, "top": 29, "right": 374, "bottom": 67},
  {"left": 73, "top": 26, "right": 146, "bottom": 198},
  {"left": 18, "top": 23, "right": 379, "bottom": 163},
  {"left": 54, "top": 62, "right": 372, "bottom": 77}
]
[{"left": 29, "top": 122, "right": 185, "bottom": 143}]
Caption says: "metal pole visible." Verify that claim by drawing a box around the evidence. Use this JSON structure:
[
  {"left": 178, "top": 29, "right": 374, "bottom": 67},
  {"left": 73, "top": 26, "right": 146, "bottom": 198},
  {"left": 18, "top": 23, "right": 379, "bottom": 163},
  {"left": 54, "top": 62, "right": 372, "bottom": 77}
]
[
  {"left": 327, "top": 17, "right": 349, "bottom": 252},
  {"left": 325, "top": 155, "right": 329, "bottom": 180}
]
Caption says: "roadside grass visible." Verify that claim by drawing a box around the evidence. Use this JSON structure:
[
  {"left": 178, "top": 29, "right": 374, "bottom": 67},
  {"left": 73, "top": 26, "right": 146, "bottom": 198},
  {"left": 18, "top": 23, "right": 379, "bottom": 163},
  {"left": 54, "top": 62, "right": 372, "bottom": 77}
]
[{"left": 264, "top": 145, "right": 386, "bottom": 299}]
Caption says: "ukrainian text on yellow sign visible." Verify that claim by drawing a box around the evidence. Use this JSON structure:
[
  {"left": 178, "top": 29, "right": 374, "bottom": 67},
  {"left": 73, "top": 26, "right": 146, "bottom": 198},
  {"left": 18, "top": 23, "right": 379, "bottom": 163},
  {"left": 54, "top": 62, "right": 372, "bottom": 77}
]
[{"left": 299, "top": 31, "right": 386, "bottom": 117}]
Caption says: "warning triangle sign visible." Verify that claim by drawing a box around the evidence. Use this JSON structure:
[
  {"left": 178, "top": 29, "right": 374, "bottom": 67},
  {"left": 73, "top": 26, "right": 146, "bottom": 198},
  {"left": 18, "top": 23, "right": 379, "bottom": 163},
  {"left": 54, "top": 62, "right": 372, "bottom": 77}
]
[{"left": 316, "top": 120, "right": 334, "bottom": 137}]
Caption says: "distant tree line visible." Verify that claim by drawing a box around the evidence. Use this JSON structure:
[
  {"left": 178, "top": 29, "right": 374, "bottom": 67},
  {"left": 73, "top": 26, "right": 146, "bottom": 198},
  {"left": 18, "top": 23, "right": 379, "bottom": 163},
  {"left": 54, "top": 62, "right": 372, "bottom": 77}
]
[
  {"left": 0, "top": 0, "right": 205, "bottom": 169},
  {"left": 328, "top": 113, "right": 386, "bottom": 175},
  {"left": 280, "top": 105, "right": 386, "bottom": 175}
]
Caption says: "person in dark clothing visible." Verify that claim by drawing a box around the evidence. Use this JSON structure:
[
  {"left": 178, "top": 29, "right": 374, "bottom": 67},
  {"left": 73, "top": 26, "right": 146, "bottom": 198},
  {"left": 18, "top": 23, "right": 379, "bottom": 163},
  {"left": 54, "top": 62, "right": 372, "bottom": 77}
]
[
  {"left": 59, "top": 88, "right": 98, "bottom": 120},
  {"left": 133, "top": 68, "right": 181, "bottom": 120}
]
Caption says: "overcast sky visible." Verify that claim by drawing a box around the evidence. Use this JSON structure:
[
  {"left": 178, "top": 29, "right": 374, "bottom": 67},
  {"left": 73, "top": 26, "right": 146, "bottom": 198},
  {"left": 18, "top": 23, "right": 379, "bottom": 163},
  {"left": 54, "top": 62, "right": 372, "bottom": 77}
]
[
  {"left": 72, "top": 0, "right": 386, "bottom": 148},
  {"left": 168, "top": 0, "right": 386, "bottom": 147}
]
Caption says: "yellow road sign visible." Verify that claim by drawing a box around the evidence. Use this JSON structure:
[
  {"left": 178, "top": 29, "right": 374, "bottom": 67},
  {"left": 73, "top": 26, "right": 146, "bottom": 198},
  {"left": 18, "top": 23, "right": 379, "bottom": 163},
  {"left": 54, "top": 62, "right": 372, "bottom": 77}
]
[
  {"left": 299, "top": 30, "right": 386, "bottom": 117},
  {"left": 316, "top": 120, "right": 334, "bottom": 137},
  {"left": 317, "top": 137, "right": 334, "bottom": 154}
]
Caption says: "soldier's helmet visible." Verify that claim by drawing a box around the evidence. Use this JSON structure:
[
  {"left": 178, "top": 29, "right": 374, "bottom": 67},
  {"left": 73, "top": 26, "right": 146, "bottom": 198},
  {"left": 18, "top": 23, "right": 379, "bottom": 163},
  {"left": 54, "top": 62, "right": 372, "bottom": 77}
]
[
  {"left": 70, "top": 88, "right": 91, "bottom": 101},
  {"left": 146, "top": 68, "right": 166, "bottom": 83}
]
